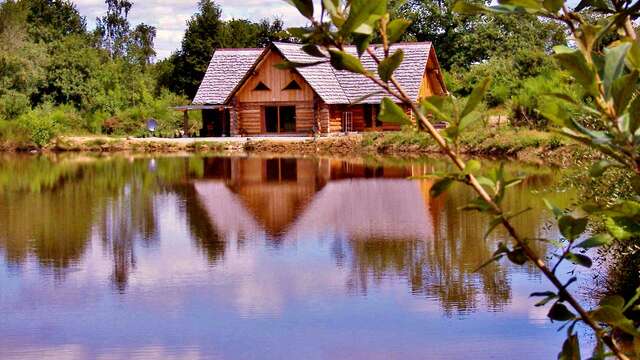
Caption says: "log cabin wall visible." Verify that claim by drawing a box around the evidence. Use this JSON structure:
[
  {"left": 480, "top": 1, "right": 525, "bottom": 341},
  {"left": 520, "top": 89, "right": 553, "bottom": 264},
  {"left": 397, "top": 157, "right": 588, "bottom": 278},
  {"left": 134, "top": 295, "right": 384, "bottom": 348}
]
[
  {"left": 329, "top": 104, "right": 403, "bottom": 132},
  {"left": 234, "top": 50, "right": 316, "bottom": 135}
]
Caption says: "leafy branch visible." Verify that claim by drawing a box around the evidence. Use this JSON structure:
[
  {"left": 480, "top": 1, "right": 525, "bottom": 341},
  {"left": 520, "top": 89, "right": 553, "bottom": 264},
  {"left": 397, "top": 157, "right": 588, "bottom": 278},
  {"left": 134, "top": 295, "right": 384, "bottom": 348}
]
[{"left": 285, "top": 0, "right": 640, "bottom": 358}]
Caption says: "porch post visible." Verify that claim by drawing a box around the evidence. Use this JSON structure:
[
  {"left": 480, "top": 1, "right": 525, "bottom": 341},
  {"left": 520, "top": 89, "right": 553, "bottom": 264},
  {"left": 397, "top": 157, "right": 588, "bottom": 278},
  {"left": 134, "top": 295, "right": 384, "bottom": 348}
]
[
  {"left": 183, "top": 110, "right": 189, "bottom": 137},
  {"left": 229, "top": 98, "right": 239, "bottom": 136}
]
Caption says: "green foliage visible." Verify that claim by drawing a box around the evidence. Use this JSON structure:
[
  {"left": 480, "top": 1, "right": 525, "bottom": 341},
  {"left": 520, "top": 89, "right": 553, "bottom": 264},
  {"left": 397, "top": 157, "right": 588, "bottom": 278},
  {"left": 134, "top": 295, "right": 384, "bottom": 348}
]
[
  {"left": 14, "top": 103, "right": 80, "bottom": 147},
  {"left": 509, "top": 70, "right": 580, "bottom": 128},
  {"left": 393, "top": 0, "right": 566, "bottom": 70},
  {"left": 285, "top": 0, "right": 640, "bottom": 357}
]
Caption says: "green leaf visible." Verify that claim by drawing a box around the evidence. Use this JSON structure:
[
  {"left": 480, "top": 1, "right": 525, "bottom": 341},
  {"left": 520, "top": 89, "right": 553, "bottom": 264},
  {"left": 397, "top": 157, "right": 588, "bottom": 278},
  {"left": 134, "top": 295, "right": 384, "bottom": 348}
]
[
  {"left": 606, "top": 216, "right": 640, "bottom": 240},
  {"left": 420, "top": 96, "right": 451, "bottom": 122},
  {"left": 544, "top": 199, "right": 564, "bottom": 219},
  {"left": 328, "top": 50, "right": 367, "bottom": 74},
  {"left": 575, "top": 233, "right": 613, "bottom": 249},
  {"left": 603, "top": 43, "right": 632, "bottom": 95},
  {"left": 548, "top": 302, "right": 575, "bottom": 321},
  {"left": 322, "top": 0, "right": 339, "bottom": 17},
  {"left": 603, "top": 200, "right": 640, "bottom": 217},
  {"left": 531, "top": 291, "right": 558, "bottom": 307},
  {"left": 387, "top": 19, "right": 411, "bottom": 43},
  {"left": 353, "top": 34, "right": 372, "bottom": 57},
  {"left": 458, "top": 111, "right": 482, "bottom": 131},
  {"left": 378, "top": 49, "right": 404, "bottom": 82},
  {"left": 499, "top": 0, "right": 543, "bottom": 10},
  {"left": 610, "top": 70, "right": 638, "bottom": 113},
  {"left": 378, "top": 97, "right": 411, "bottom": 124},
  {"left": 558, "top": 334, "right": 581, "bottom": 360},
  {"left": 301, "top": 44, "right": 326, "bottom": 58},
  {"left": 591, "top": 305, "right": 639, "bottom": 336},
  {"left": 625, "top": 41, "right": 640, "bottom": 71},
  {"left": 340, "top": 0, "right": 386, "bottom": 35},
  {"left": 565, "top": 252, "right": 593, "bottom": 268},
  {"left": 558, "top": 215, "right": 588, "bottom": 241},
  {"left": 461, "top": 77, "right": 491, "bottom": 119},
  {"left": 430, "top": 177, "right": 454, "bottom": 198},
  {"left": 553, "top": 46, "right": 598, "bottom": 96},
  {"left": 286, "top": 0, "right": 314, "bottom": 18},
  {"left": 275, "top": 60, "right": 328, "bottom": 69},
  {"left": 543, "top": 0, "right": 563, "bottom": 12},
  {"left": 476, "top": 176, "right": 496, "bottom": 189},
  {"left": 628, "top": 95, "right": 640, "bottom": 135}
]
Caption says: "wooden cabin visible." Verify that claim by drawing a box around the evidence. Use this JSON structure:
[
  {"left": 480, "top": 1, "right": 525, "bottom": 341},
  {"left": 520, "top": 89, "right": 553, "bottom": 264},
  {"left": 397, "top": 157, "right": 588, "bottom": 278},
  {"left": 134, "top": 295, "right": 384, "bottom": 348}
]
[{"left": 191, "top": 42, "right": 447, "bottom": 137}]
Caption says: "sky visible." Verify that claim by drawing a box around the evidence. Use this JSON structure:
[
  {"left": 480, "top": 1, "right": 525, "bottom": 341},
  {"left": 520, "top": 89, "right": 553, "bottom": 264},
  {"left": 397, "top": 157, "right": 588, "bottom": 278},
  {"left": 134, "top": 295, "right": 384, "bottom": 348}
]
[{"left": 73, "top": 1, "right": 309, "bottom": 60}]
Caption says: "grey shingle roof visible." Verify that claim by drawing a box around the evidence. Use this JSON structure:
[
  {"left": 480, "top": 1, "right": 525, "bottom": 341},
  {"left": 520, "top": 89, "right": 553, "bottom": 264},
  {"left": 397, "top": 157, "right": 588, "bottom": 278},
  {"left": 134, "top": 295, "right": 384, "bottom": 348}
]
[
  {"left": 192, "top": 48, "right": 263, "bottom": 105},
  {"left": 193, "top": 42, "right": 434, "bottom": 105},
  {"left": 337, "top": 43, "right": 432, "bottom": 104}
]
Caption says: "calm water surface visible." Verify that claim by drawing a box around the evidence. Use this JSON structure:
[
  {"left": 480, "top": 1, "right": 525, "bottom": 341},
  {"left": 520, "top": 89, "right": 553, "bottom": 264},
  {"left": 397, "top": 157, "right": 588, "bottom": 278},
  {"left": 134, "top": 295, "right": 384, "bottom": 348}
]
[{"left": 0, "top": 154, "right": 581, "bottom": 359}]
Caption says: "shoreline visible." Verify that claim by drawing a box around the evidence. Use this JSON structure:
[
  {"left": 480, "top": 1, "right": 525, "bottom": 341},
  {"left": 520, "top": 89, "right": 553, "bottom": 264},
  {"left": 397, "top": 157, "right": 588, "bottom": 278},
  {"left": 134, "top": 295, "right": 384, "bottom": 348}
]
[{"left": 0, "top": 131, "right": 597, "bottom": 167}]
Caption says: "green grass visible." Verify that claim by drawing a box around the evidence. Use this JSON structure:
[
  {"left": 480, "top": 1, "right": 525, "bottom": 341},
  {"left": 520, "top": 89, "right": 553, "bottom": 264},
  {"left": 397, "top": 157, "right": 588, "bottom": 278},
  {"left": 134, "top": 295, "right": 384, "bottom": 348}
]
[{"left": 360, "top": 125, "right": 572, "bottom": 156}]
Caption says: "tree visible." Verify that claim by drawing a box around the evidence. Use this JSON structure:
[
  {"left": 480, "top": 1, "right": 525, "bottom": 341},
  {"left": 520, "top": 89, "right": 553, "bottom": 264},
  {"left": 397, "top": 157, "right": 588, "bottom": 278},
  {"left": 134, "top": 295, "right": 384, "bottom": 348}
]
[
  {"left": 25, "top": 0, "right": 86, "bottom": 43},
  {"left": 394, "top": 0, "right": 565, "bottom": 69},
  {"left": 95, "top": 0, "right": 133, "bottom": 59},
  {"left": 128, "top": 23, "right": 157, "bottom": 66}
]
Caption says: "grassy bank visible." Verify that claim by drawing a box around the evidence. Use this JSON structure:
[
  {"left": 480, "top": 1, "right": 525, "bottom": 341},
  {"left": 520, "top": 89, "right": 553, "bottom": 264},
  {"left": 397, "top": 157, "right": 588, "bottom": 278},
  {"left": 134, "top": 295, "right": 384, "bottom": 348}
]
[{"left": 0, "top": 126, "right": 597, "bottom": 167}]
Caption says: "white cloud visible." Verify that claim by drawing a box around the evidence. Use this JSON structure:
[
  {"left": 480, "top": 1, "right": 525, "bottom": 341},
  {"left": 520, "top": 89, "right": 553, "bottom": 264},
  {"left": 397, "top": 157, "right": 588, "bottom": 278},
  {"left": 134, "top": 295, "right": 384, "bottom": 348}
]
[{"left": 72, "top": 0, "right": 311, "bottom": 60}]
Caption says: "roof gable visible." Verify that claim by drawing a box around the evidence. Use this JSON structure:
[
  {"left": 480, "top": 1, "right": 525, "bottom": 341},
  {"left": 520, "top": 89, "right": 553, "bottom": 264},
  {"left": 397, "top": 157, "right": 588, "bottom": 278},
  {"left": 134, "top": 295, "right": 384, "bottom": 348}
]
[
  {"left": 234, "top": 49, "right": 317, "bottom": 103},
  {"left": 193, "top": 48, "right": 263, "bottom": 105}
]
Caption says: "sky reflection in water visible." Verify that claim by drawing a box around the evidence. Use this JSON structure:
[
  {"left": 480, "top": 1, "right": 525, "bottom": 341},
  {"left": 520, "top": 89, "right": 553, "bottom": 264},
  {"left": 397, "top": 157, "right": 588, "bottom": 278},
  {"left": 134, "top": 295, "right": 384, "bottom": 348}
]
[{"left": 0, "top": 154, "right": 575, "bottom": 359}]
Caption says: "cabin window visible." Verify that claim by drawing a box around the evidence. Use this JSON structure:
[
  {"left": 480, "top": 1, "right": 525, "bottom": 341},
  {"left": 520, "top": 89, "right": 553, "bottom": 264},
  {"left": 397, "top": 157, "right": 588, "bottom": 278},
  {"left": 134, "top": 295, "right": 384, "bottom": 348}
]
[
  {"left": 264, "top": 105, "right": 296, "bottom": 133},
  {"left": 253, "top": 82, "right": 270, "bottom": 91},
  {"left": 363, "top": 104, "right": 382, "bottom": 128},
  {"left": 265, "top": 158, "right": 297, "bottom": 182},
  {"left": 282, "top": 80, "right": 302, "bottom": 90}
]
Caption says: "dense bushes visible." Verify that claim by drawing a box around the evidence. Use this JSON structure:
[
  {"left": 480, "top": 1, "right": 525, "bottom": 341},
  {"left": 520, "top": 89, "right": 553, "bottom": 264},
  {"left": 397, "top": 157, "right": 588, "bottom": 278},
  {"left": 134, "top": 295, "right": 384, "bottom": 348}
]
[{"left": 446, "top": 51, "right": 579, "bottom": 129}]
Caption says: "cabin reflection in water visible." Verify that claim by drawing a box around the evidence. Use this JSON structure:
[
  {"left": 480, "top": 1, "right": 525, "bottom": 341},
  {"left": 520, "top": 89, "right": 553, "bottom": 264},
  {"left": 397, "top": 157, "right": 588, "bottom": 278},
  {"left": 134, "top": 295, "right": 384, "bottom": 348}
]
[{"left": 194, "top": 157, "right": 436, "bottom": 243}]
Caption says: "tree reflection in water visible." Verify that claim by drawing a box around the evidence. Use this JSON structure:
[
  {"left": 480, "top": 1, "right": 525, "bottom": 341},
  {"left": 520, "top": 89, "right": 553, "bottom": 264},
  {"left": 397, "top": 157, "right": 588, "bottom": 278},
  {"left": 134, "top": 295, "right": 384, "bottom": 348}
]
[{"left": 0, "top": 154, "right": 566, "bottom": 313}]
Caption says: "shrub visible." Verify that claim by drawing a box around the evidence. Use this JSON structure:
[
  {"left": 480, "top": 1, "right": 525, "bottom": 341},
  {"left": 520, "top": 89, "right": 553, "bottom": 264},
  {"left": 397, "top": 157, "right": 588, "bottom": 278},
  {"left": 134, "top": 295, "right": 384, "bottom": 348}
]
[
  {"left": 0, "top": 92, "right": 31, "bottom": 120},
  {"left": 14, "top": 103, "right": 83, "bottom": 147},
  {"left": 508, "top": 70, "right": 579, "bottom": 128}
]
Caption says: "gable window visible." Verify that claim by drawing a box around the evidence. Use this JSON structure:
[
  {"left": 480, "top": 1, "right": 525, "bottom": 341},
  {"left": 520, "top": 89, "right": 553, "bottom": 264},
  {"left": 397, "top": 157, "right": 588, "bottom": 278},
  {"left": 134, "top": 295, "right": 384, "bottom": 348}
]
[
  {"left": 282, "top": 80, "right": 302, "bottom": 90},
  {"left": 264, "top": 105, "right": 296, "bottom": 133},
  {"left": 253, "top": 81, "right": 270, "bottom": 91}
]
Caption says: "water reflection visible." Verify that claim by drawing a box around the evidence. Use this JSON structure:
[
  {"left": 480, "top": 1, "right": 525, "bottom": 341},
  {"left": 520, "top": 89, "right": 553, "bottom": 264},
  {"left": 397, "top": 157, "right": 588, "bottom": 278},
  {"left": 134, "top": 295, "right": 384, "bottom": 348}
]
[{"left": 0, "top": 154, "right": 570, "bottom": 359}]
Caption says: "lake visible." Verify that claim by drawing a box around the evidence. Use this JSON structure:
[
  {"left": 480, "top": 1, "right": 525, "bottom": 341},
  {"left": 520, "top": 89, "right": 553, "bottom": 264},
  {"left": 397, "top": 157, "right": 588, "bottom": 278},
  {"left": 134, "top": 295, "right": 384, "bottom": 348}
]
[{"left": 0, "top": 154, "right": 581, "bottom": 359}]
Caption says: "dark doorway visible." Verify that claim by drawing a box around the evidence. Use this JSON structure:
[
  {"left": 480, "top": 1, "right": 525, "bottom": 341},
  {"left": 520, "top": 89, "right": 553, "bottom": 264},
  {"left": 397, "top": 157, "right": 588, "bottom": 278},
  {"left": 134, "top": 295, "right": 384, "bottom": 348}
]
[
  {"left": 201, "top": 109, "right": 230, "bottom": 137},
  {"left": 263, "top": 106, "right": 296, "bottom": 133}
]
